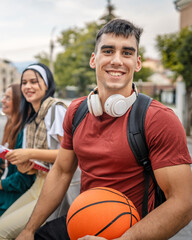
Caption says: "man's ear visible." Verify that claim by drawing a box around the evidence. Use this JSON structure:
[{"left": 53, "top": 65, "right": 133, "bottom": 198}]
[
  {"left": 89, "top": 53, "right": 96, "bottom": 69},
  {"left": 135, "top": 56, "right": 142, "bottom": 72}
]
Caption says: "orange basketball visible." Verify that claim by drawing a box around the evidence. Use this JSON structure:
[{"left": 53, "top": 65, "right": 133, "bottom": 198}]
[{"left": 66, "top": 187, "right": 140, "bottom": 240}]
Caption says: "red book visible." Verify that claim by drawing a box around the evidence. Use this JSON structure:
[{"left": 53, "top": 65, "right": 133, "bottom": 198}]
[
  {"left": 0, "top": 145, "right": 10, "bottom": 159},
  {"left": 0, "top": 145, "right": 50, "bottom": 173},
  {"left": 32, "top": 160, "right": 50, "bottom": 172}
]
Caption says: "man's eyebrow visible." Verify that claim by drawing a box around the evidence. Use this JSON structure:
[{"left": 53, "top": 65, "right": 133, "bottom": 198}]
[
  {"left": 100, "top": 45, "right": 136, "bottom": 52},
  {"left": 123, "top": 47, "right": 136, "bottom": 52},
  {"left": 100, "top": 45, "right": 114, "bottom": 50}
]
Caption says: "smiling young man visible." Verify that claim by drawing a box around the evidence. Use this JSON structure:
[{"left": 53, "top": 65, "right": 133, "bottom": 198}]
[
  {"left": 89, "top": 33, "right": 141, "bottom": 108},
  {"left": 16, "top": 19, "right": 192, "bottom": 240}
]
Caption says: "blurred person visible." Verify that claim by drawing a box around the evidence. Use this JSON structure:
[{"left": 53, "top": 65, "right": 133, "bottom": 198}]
[
  {"left": 0, "top": 83, "right": 35, "bottom": 216},
  {"left": 17, "top": 19, "right": 192, "bottom": 240},
  {"left": 0, "top": 63, "right": 80, "bottom": 239}
]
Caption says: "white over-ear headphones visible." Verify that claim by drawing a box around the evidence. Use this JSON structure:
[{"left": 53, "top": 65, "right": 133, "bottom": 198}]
[{"left": 87, "top": 83, "right": 138, "bottom": 117}]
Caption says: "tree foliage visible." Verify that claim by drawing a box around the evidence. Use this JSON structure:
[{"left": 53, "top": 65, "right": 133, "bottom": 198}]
[
  {"left": 54, "top": 22, "right": 99, "bottom": 94},
  {"left": 99, "top": 0, "right": 117, "bottom": 23},
  {"left": 35, "top": 52, "right": 50, "bottom": 67},
  {"left": 53, "top": 0, "right": 117, "bottom": 95},
  {"left": 35, "top": 0, "right": 152, "bottom": 95},
  {"left": 156, "top": 28, "right": 192, "bottom": 86},
  {"left": 156, "top": 27, "right": 192, "bottom": 135},
  {"left": 134, "top": 46, "right": 153, "bottom": 82},
  {"left": 177, "top": 31, "right": 192, "bottom": 89}
]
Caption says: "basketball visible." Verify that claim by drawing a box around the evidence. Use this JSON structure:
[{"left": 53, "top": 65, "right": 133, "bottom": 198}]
[{"left": 66, "top": 187, "right": 140, "bottom": 240}]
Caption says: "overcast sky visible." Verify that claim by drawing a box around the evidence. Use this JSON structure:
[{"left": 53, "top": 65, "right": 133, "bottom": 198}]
[{"left": 0, "top": 0, "right": 179, "bottom": 63}]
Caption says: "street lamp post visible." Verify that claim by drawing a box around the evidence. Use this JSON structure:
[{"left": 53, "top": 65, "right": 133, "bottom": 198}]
[{"left": 50, "top": 27, "right": 56, "bottom": 74}]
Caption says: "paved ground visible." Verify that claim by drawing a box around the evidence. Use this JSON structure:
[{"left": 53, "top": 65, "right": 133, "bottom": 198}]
[
  {"left": 170, "top": 222, "right": 192, "bottom": 240},
  {"left": 0, "top": 113, "right": 192, "bottom": 239}
]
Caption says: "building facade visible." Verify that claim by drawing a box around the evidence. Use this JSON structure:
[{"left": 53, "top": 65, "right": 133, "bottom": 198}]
[
  {"left": 0, "top": 59, "right": 21, "bottom": 97},
  {"left": 175, "top": 0, "right": 192, "bottom": 29},
  {"left": 137, "top": 58, "right": 175, "bottom": 104},
  {"left": 174, "top": 0, "right": 192, "bottom": 127}
]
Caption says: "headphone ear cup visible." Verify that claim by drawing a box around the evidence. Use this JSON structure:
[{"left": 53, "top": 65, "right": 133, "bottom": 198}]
[
  {"left": 104, "top": 94, "right": 128, "bottom": 117},
  {"left": 87, "top": 93, "right": 93, "bottom": 115},
  {"left": 89, "top": 94, "right": 103, "bottom": 116}
]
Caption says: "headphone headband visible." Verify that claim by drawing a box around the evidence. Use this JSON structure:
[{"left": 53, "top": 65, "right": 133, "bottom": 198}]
[{"left": 87, "top": 83, "right": 138, "bottom": 117}]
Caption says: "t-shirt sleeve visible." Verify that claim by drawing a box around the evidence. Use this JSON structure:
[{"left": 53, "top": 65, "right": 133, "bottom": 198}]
[
  {"left": 61, "top": 107, "right": 73, "bottom": 150},
  {"left": 61, "top": 97, "right": 86, "bottom": 150},
  {"left": 145, "top": 103, "right": 192, "bottom": 170}
]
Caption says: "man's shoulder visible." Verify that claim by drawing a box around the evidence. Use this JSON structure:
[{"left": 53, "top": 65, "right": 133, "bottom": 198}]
[
  {"left": 70, "top": 96, "right": 87, "bottom": 108},
  {"left": 146, "top": 99, "right": 180, "bottom": 127},
  {"left": 66, "top": 96, "right": 87, "bottom": 118},
  {"left": 148, "top": 99, "right": 175, "bottom": 116}
]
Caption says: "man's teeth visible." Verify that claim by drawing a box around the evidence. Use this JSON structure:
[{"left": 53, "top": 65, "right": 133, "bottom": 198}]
[{"left": 108, "top": 72, "right": 123, "bottom": 76}]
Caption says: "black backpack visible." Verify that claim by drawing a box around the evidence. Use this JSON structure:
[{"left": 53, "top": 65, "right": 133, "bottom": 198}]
[{"left": 72, "top": 93, "right": 166, "bottom": 218}]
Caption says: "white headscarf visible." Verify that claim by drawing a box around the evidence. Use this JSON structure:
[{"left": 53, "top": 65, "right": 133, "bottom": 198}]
[{"left": 27, "top": 65, "right": 48, "bottom": 87}]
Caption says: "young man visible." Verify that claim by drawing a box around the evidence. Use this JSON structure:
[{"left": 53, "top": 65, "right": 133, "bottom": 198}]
[{"left": 17, "top": 19, "right": 192, "bottom": 240}]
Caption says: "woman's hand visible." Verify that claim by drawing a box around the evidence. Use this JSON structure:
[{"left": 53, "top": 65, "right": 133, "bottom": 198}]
[
  {"left": 5, "top": 149, "right": 32, "bottom": 165},
  {"left": 17, "top": 161, "right": 36, "bottom": 174}
]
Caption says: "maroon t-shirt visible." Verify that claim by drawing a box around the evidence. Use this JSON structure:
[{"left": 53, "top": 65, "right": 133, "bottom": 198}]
[{"left": 62, "top": 97, "right": 192, "bottom": 218}]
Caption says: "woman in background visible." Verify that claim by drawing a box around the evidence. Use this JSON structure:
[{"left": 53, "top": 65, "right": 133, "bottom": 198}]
[
  {"left": 0, "top": 83, "right": 35, "bottom": 216},
  {"left": 0, "top": 63, "right": 80, "bottom": 239}
]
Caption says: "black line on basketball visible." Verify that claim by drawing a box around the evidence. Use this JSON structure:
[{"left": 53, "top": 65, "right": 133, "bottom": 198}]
[
  {"left": 67, "top": 200, "right": 135, "bottom": 226},
  {"left": 94, "top": 212, "right": 137, "bottom": 236},
  {"left": 89, "top": 187, "right": 128, "bottom": 201},
  {"left": 89, "top": 187, "right": 138, "bottom": 227},
  {"left": 124, "top": 196, "right": 133, "bottom": 227}
]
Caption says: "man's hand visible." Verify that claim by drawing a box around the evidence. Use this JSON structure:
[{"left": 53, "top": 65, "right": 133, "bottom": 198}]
[{"left": 78, "top": 235, "right": 107, "bottom": 240}]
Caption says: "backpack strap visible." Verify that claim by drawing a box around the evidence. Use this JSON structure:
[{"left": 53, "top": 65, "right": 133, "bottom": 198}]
[
  {"left": 72, "top": 98, "right": 88, "bottom": 136},
  {"left": 127, "top": 93, "right": 152, "bottom": 167},
  {"left": 127, "top": 93, "right": 153, "bottom": 217}
]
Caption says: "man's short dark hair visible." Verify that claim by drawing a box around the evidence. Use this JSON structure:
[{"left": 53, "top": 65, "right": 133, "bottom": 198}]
[{"left": 95, "top": 18, "right": 143, "bottom": 54}]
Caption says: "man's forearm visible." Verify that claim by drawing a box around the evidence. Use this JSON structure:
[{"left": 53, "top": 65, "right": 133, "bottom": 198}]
[{"left": 118, "top": 197, "right": 192, "bottom": 240}]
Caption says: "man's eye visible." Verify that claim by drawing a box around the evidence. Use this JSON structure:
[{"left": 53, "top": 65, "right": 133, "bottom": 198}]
[
  {"left": 123, "top": 51, "right": 132, "bottom": 56},
  {"left": 104, "top": 50, "right": 113, "bottom": 54}
]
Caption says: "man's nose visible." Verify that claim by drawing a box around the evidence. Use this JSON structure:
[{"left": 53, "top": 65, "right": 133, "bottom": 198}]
[{"left": 110, "top": 52, "right": 123, "bottom": 66}]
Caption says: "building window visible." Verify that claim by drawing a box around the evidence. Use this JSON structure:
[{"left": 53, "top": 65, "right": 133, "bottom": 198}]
[{"left": 3, "top": 78, "right": 6, "bottom": 92}]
